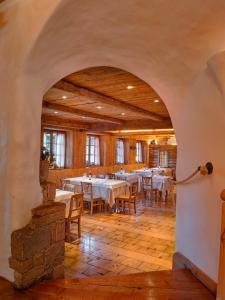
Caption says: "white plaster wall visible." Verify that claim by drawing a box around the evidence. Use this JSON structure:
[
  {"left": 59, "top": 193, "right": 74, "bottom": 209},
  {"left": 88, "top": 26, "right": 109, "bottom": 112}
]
[{"left": 0, "top": 0, "right": 225, "bottom": 281}]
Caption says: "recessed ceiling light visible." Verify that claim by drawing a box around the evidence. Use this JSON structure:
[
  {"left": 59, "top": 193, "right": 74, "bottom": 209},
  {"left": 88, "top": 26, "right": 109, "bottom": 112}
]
[
  {"left": 96, "top": 106, "right": 103, "bottom": 109},
  {"left": 54, "top": 111, "right": 58, "bottom": 114},
  {"left": 62, "top": 95, "right": 67, "bottom": 99},
  {"left": 121, "top": 113, "right": 126, "bottom": 116},
  {"left": 154, "top": 99, "right": 160, "bottom": 103},
  {"left": 127, "top": 85, "right": 134, "bottom": 90}
]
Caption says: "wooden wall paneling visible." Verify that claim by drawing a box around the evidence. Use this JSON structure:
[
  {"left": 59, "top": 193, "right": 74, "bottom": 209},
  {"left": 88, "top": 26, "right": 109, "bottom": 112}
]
[
  {"left": 149, "top": 144, "right": 177, "bottom": 170},
  {"left": 128, "top": 139, "right": 136, "bottom": 164},
  {"left": 124, "top": 139, "right": 129, "bottom": 165},
  {"left": 217, "top": 190, "right": 225, "bottom": 300},
  {"left": 48, "top": 163, "right": 147, "bottom": 187},
  {"left": 73, "top": 130, "right": 86, "bottom": 168}
]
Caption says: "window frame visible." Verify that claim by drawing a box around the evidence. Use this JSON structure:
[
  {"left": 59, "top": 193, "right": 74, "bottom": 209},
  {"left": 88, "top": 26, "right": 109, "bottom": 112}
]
[
  {"left": 86, "top": 134, "right": 100, "bottom": 166},
  {"left": 42, "top": 129, "right": 67, "bottom": 169},
  {"left": 158, "top": 150, "right": 169, "bottom": 168}
]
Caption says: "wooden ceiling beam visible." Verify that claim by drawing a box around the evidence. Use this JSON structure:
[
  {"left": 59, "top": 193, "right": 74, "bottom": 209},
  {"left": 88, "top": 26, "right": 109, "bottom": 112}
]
[
  {"left": 53, "top": 79, "right": 166, "bottom": 122},
  {"left": 42, "top": 114, "right": 90, "bottom": 130},
  {"left": 89, "top": 119, "right": 172, "bottom": 132},
  {"left": 43, "top": 101, "right": 123, "bottom": 125}
]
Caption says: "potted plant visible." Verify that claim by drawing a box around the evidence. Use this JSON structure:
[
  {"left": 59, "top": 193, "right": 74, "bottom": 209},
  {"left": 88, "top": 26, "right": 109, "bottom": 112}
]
[{"left": 40, "top": 146, "right": 50, "bottom": 183}]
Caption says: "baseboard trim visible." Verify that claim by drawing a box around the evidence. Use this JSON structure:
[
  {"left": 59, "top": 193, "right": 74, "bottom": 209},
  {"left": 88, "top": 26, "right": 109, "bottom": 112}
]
[{"left": 173, "top": 252, "right": 217, "bottom": 295}]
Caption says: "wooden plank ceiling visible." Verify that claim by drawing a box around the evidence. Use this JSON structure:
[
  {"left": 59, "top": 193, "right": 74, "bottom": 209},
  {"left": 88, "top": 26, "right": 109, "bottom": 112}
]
[{"left": 42, "top": 66, "right": 172, "bottom": 131}]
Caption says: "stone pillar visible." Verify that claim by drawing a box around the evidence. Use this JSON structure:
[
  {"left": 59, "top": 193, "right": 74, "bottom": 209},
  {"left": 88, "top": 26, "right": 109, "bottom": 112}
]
[{"left": 9, "top": 202, "right": 65, "bottom": 289}]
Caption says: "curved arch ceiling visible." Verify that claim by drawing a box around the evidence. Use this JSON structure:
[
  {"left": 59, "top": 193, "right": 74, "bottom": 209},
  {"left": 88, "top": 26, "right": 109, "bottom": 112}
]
[{"left": 42, "top": 66, "right": 172, "bottom": 132}]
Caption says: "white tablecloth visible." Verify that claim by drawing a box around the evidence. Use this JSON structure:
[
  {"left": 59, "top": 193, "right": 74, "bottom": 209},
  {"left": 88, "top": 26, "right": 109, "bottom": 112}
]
[
  {"left": 134, "top": 173, "right": 173, "bottom": 200},
  {"left": 152, "top": 175, "right": 173, "bottom": 200},
  {"left": 133, "top": 168, "right": 153, "bottom": 177},
  {"left": 55, "top": 189, "right": 74, "bottom": 217},
  {"left": 64, "top": 177, "right": 129, "bottom": 207},
  {"left": 151, "top": 168, "right": 173, "bottom": 177},
  {"left": 113, "top": 172, "right": 139, "bottom": 184}
]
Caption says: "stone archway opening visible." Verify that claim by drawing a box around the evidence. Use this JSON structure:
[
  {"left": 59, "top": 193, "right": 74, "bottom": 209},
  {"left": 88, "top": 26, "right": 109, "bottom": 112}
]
[{"left": 39, "top": 65, "right": 177, "bottom": 281}]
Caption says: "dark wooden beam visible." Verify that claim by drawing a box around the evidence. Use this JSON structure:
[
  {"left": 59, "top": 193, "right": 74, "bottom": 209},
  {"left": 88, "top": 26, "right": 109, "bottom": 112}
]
[
  {"left": 41, "top": 114, "right": 90, "bottom": 130},
  {"left": 53, "top": 79, "right": 166, "bottom": 122},
  {"left": 89, "top": 119, "right": 172, "bottom": 132},
  {"left": 43, "top": 101, "right": 123, "bottom": 125}
]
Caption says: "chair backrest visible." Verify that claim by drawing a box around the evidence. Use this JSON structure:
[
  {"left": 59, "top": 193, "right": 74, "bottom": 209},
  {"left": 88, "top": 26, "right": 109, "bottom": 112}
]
[
  {"left": 61, "top": 179, "right": 75, "bottom": 193},
  {"left": 68, "top": 193, "right": 83, "bottom": 220},
  {"left": 159, "top": 170, "right": 166, "bottom": 176},
  {"left": 108, "top": 173, "right": 116, "bottom": 179},
  {"left": 142, "top": 176, "right": 152, "bottom": 189},
  {"left": 116, "top": 175, "right": 126, "bottom": 181},
  {"left": 96, "top": 174, "right": 105, "bottom": 179},
  {"left": 81, "top": 181, "right": 93, "bottom": 197},
  {"left": 129, "top": 182, "right": 138, "bottom": 199}
]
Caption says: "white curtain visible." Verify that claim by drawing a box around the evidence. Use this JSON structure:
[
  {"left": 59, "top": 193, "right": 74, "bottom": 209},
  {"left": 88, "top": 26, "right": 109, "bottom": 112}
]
[
  {"left": 136, "top": 142, "right": 142, "bottom": 163},
  {"left": 117, "top": 140, "right": 124, "bottom": 163},
  {"left": 94, "top": 136, "right": 100, "bottom": 165},
  {"left": 56, "top": 133, "right": 65, "bottom": 168}
]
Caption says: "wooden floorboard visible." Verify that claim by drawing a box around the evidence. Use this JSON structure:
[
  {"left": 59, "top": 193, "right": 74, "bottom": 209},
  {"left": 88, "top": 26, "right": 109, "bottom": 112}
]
[
  {"left": 26, "top": 269, "right": 215, "bottom": 299},
  {"left": 64, "top": 198, "right": 175, "bottom": 278},
  {"left": 0, "top": 199, "right": 215, "bottom": 299}
]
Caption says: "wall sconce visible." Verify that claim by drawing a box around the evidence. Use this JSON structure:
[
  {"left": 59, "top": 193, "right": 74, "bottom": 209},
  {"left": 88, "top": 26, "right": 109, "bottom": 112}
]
[{"left": 130, "top": 146, "right": 136, "bottom": 151}]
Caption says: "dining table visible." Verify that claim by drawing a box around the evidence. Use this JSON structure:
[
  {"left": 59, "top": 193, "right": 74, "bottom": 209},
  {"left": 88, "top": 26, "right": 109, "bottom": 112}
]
[
  {"left": 151, "top": 175, "right": 173, "bottom": 200},
  {"left": 55, "top": 189, "right": 74, "bottom": 217},
  {"left": 133, "top": 168, "right": 153, "bottom": 177},
  {"left": 151, "top": 167, "right": 173, "bottom": 177},
  {"left": 113, "top": 172, "right": 139, "bottom": 184},
  {"left": 63, "top": 177, "right": 129, "bottom": 207}
]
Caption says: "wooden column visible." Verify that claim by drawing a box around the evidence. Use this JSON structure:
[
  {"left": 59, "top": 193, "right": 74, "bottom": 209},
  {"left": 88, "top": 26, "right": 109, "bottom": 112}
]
[
  {"left": 128, "top": 139, "right": 136, "bottom": 164},
  {"left": 217, "top": 190, "right": 225, "bottom": 299},
  {"left": 73, "top": 130, "right": 86, "bottom": 168}
]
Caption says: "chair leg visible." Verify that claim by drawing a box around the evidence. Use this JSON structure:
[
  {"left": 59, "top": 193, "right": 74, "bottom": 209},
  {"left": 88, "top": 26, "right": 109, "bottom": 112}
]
[
  {"left": 128, "top": 201, "right": 131, "bottom": 214},
  {"left": 90, "top": 202, "right": 93, "bottom": 215},
  {"left": 134, "top": 201, "right": 136, "bottom": 214},
  {"left": 78, "top": 217, "right": 81, "bottom": 238},
  {"left": 66, "top": 221, "right": 71, "bottom": 243}
]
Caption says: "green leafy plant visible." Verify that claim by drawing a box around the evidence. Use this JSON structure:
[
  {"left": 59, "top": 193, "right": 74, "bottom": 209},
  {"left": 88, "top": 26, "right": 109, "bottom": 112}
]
[{"left": 40, "top": 146, "right": 50, "bottom": 161}]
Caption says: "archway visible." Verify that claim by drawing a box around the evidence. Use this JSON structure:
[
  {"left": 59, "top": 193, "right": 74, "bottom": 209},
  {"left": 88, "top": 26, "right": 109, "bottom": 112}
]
[
  {"left": 41, "top": 65, "right": 177, "bottom": 278},
  {"left": 0, "top": 0, "right": 225, "bottom": 285}
]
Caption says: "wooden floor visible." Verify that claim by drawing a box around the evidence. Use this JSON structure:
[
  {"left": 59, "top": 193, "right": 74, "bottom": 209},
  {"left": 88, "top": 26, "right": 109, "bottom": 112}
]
[
  {"left": 0, "top": 269, "right": 215, "bottom": 299},
  {"left": 65, "top": 198, "right": 175, "bottom": 278},
  {"left": 0, "top": 198, "right": 215, "bottom": 299}
]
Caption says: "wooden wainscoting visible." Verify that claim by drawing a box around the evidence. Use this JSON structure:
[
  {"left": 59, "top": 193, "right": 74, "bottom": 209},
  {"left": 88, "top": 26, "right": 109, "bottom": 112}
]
[
  {"left": 173, "top": 252, "right": 217, "bottom": 295},
  {"left": 48, "top": 163, "right": 146, "bottom": 187}
]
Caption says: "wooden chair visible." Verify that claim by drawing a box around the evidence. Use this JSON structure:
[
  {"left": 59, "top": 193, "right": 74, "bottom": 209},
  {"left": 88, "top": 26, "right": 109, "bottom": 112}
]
[
  {"left": 65, "top": 193, "right": 83, "bottom": 243},
  {"left": 108, "top": 173, "right": 116, "bottom": 179},
  {"left": 81, "top": 182, "right": 105, "bottom": 215},
  {"left": 115, "top": 182, "right": 138, "bottom": 214},
  {"left": 116, "top": 175, "right": 126, "bottom": 181},
  {"left": 61, "top": 179, "right": 76, "bottom": 193},
  {"left": 142, "top": 176, "right": 159, "bottom": 202},
  {"left": 96, "top": 174, "right": 105, "bottom": 179}
]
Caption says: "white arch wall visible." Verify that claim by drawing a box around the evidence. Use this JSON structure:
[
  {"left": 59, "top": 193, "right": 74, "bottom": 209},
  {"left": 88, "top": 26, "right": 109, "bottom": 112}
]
[{"left": 0, "top": 0, "right": 225, "bottom": 281}]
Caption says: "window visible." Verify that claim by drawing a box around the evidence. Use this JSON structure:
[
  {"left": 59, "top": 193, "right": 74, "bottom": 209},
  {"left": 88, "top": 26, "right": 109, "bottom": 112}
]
[
  {"left": 159, "top": 150, "right": 168, "bottom": 167},
  {"left": 43, "top": 129, "right": 66, "bottom": 168},
  {"left": 136, "top": 141, "right": 143, "bottom": 163},
  {"left": 116, "top": 139, "right": 125, "bottom": 164},
  {"left": 86, "top": 135, "right": 100, "bottom": 166}
]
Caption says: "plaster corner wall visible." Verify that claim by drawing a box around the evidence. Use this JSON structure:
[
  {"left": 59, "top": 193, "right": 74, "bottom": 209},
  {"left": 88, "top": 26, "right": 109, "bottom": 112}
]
[{"left": 1, "top": 0, "right": 225, "bottom": 282}]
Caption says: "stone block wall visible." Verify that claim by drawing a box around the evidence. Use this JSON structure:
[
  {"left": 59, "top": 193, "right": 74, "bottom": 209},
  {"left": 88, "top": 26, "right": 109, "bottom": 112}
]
[{"left": 9, "top": 202, "right": 65, "bottom": 289}]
